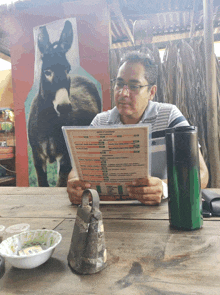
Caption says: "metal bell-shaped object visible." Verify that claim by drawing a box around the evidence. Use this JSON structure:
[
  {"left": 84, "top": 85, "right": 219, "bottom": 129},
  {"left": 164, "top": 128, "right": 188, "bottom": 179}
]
[{"left": 67, "top": 189, "right": 107, "bottom": 274}]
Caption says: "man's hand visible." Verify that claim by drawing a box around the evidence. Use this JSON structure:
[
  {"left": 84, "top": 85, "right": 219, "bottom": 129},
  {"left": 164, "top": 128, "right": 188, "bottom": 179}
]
[
  {"left": 67, "top": 169, "right": 91, "bottom": 204},
  {"left": 126, "top": 177, "right": 163, "bottom": 205}
]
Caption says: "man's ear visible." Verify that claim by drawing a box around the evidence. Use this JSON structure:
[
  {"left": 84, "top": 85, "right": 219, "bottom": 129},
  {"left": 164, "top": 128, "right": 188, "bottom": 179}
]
[{"left": 150, "top": 85, "right": 157, "bottom": 100}]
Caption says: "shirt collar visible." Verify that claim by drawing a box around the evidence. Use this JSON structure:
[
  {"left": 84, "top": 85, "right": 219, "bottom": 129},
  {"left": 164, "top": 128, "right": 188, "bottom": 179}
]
[
  {"left": 107, "top": 101, "right": 159, "bottom": 124},
  {"left": 107, "top": 106, "right": 122, "bottom": 124},
  {"left": 139, "top": 100, "right": 159, "bottom": 122}
]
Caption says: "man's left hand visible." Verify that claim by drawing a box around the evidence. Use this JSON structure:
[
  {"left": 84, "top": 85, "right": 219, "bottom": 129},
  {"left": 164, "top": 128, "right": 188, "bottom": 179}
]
[{"left": 126, "top": 177, "right": 163, "bottom": 205}]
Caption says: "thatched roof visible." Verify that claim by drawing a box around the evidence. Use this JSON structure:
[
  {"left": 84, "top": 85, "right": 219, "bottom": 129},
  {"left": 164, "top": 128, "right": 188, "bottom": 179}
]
[
  {"left": 109, "top": 0, "right": 220, "bottom": 48},
  {"left": 0, "top": 0, "right": 220, "bottom": 56}
]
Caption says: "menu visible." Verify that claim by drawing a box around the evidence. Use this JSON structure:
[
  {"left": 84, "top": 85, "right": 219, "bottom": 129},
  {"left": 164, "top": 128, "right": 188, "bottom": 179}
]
[{"left": 62, "top": 125, "right": 150, "bottom": 198}]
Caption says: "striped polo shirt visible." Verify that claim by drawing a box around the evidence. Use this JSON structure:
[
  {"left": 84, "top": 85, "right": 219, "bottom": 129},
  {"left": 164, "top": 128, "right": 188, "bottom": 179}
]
[{"left": 91, "top": 101, "right": 189, "bottom": 179}]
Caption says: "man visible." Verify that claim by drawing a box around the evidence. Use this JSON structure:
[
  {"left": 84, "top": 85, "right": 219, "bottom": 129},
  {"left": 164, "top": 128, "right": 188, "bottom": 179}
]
[{"left": 67, "top": 51, "right": 209, "bottom": 205}]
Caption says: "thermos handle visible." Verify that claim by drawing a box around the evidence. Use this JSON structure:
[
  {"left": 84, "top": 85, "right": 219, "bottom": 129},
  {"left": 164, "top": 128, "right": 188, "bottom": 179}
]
[{"left": 81, "top": 189, "right": 100, "bottom": 210}]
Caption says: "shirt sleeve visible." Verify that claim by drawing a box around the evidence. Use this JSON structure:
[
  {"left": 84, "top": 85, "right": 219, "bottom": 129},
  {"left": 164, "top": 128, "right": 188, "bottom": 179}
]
[
  {"left": 167, "top": 105, "right": 201, "bottom": 148},
  {"left": 168, "top": 105, "right": 190, "bottom": 128},
  {"left": 90, "top": 114, "right": 100, "bottom": 126},
  {"left": 90, "top": 110, "right": 112, "bottom": 127}
]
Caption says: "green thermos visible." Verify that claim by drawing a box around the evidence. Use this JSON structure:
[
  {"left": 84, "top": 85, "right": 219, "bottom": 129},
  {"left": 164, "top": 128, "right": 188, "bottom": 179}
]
[{"left": 165, "top": 126, "right": 203, "bottom": 230}]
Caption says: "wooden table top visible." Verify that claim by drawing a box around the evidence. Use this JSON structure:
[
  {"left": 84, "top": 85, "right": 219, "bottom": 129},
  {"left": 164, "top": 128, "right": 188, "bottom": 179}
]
[{"left": 0, "top": 187, "right": 220, "bottom": 295}]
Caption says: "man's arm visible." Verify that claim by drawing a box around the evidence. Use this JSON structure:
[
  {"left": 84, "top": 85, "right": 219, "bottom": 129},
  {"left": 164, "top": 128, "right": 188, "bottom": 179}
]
[
  {"left": 199, "top": 149, "right": 209, "bottom": 189},
  {"left": 67, "top": 169, "right": 91, "bottom": 204},
  {"left": 67, "top": 149, "right": 209, "bottom": 205},
  {"left": 126, "top": 149, "right": 209, "bottom": 206}
]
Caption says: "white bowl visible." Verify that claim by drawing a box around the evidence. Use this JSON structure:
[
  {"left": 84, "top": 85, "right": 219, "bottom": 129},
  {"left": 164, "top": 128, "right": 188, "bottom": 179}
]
[{"left": 0, "top": 229, "right": 62, "bottom": 269}]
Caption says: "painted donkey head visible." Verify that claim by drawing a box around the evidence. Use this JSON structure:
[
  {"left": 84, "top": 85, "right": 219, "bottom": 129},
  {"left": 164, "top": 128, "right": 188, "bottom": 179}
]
[{"left": 38, "top": 20, "right": 73, "bottom": 116}]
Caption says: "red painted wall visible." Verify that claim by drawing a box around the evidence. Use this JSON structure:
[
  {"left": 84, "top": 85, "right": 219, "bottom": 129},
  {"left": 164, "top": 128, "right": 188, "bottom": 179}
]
[{"left": 2, "top": 0, "right": 111, "bottom": 186}]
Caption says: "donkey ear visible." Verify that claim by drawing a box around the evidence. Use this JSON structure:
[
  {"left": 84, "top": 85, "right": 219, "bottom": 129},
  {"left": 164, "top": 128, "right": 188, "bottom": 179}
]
[
  {"left": 38, "top": 26, "right": 51, "bottom": 54},
  {"left": 59, "top": 20, "right": 73, "bottom": 53}
]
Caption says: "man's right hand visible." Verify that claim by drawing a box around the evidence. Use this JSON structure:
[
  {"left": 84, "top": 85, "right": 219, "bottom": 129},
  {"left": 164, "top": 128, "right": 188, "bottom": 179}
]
[{"left": 67, "top": 169, "right": 91, "bottom": 204}]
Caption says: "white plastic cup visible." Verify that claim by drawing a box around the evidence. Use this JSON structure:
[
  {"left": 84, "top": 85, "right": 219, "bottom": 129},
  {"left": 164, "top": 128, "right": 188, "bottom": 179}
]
[{"left": 4, "top": 223, "right": 30, "bottom": 240}]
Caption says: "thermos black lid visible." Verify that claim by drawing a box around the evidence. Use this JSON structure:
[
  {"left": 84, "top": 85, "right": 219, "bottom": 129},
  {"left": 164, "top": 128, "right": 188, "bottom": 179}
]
[{"left": 166, "top": 126, "right": 197, "bottom": 134}]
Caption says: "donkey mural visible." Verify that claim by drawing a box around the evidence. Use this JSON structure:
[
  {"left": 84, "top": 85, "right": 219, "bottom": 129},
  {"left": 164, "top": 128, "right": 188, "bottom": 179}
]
[{"left": 28, "top": 20, "right": 101, "bottom": 187}]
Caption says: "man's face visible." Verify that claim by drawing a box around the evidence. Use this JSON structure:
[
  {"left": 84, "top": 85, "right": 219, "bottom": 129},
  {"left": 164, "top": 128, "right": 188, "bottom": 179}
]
[{"left": 114, "top": 61, "right": 156, "bottom": 124}]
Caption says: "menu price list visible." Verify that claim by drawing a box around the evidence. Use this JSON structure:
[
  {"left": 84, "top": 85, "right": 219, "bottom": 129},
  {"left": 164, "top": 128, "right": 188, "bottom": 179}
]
[{"left": 64, "top": 125, "right": 150, "bottom": 196}]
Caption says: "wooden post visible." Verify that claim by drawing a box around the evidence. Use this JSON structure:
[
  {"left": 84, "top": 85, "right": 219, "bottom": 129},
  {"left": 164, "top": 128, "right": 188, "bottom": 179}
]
[{"left": 203, "top": 0, "right": 220, "bottom": 187}]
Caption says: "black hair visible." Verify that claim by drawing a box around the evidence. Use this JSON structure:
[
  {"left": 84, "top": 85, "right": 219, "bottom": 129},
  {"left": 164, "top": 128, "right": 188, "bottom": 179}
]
[{"left": 118, "top": 51, "right": 158, "bottom": 85}]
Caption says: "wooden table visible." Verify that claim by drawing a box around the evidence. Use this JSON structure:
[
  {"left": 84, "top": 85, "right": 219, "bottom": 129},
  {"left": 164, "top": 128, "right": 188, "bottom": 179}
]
[{"left": 0, "top": 187, "right": 220, "bottom": 295}]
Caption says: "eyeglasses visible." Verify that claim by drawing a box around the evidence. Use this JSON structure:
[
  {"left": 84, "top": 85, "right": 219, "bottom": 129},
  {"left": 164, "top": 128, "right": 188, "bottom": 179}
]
[{"left": 113, "top": 80, "right": 151, "bottom": 93}]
